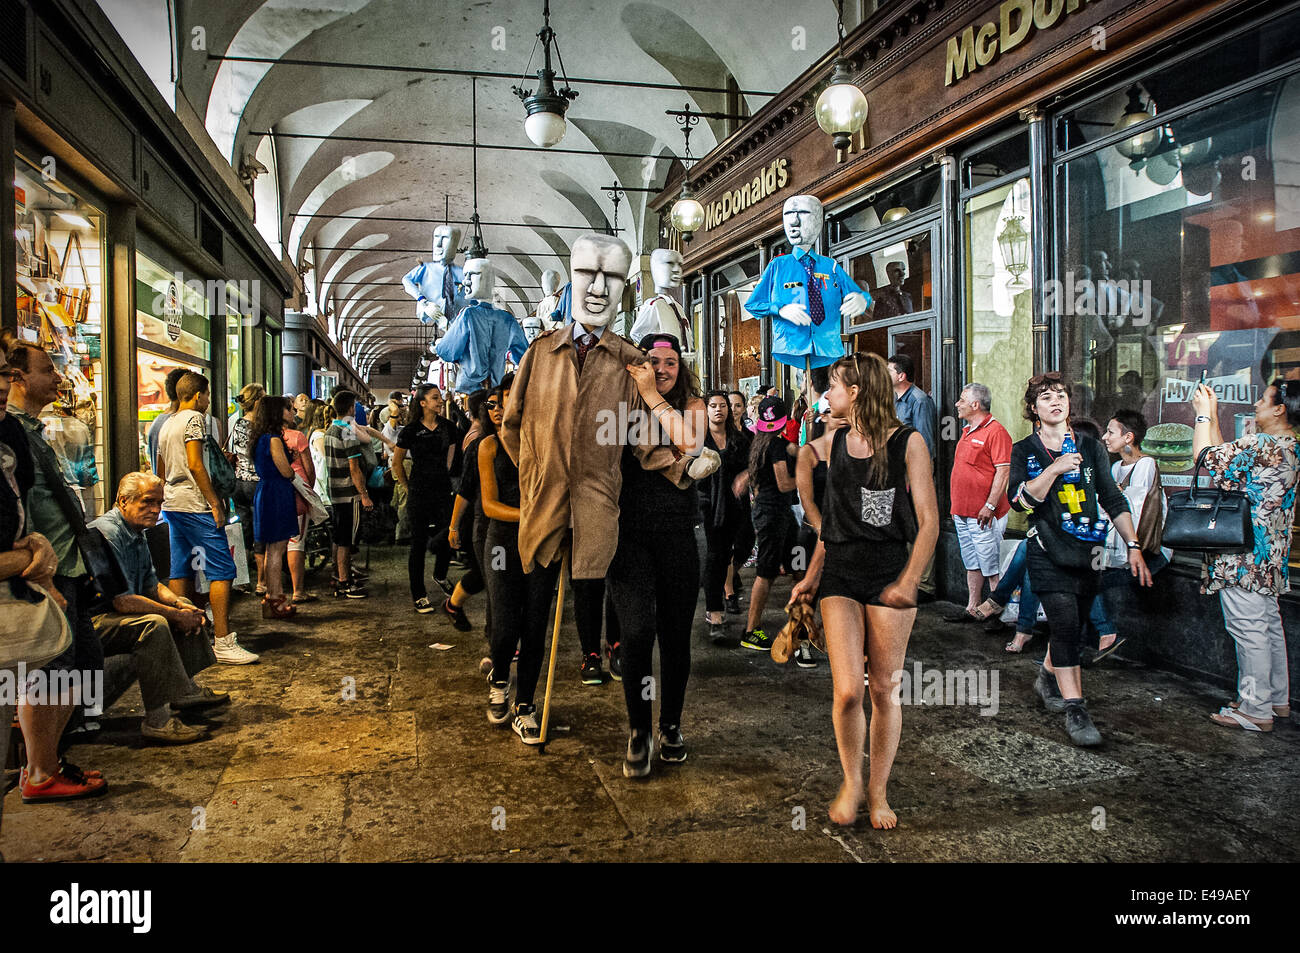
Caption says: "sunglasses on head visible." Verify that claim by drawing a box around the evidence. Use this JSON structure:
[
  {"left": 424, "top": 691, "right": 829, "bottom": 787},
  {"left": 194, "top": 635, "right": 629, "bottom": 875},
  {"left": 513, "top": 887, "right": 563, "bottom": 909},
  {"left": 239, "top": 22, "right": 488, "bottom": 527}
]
[{"left": 1029, "top": 371, "right": 1064, "bottom": 386}]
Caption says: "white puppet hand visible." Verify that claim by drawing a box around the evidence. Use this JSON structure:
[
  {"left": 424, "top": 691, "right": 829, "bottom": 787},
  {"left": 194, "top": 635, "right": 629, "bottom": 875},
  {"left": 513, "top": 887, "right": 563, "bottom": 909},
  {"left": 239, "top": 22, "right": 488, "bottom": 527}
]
[
  {"left": 686, "top": 447, "right": 721, "bottom": 481},
  {"left": 779, "top": 303, "right": 812, "bottom": 327},
  {"left": 418, "top": 298, "right": 445, "bottom": 322},
  {"left": 840, "top": 292, "right": 868, "bottom": 320}
]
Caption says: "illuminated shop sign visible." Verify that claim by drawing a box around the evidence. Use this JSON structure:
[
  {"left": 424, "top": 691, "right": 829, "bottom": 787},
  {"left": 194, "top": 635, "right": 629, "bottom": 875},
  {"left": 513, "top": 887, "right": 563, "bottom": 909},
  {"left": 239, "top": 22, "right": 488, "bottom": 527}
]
[
  {"left": 703, "top": 158, "right": 790, "bottom": 232},
  {"left": 945, "top": 0, "right": 1098, "bottom": 87}
]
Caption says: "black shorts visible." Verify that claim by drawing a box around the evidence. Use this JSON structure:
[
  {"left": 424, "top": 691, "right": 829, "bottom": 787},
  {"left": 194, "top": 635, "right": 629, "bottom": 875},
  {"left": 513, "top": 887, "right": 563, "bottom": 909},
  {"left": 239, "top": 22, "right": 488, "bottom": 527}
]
[
  {"left": 819, "top": 539, "right": 909, "bottom": 606},
  {"left": 753, "top": 505, "right": 799, "bottom": 579},
  {"left": 331, "top": 498, "right": 362, "bottom": 547}
]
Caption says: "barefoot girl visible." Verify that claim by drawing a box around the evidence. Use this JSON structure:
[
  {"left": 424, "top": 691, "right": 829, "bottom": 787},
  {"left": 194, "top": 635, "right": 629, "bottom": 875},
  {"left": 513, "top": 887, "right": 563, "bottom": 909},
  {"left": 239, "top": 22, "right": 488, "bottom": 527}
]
[{"left": 790, "top": 353, "right": 938, "bottom": 828}]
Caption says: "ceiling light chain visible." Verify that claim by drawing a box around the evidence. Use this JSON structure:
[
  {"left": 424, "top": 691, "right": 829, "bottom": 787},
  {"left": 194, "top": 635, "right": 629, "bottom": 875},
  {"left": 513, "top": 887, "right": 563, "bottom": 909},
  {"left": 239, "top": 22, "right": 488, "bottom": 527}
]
[
  {"left": 667, "top": 105, "right": 706, "bottom": 243},
  {"left": 512, "top": 0, "right": 580, "bottom": 148},
  {"left": 816, "top": 0, "right": 868, "bottom": 162}
]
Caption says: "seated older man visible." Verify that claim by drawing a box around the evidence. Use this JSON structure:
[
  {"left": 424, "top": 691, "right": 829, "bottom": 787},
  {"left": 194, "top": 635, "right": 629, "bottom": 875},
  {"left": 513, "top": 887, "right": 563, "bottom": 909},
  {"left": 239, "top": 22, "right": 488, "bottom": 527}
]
[{"left": 89, "top": 472, "right": 230, "bottom": 743}]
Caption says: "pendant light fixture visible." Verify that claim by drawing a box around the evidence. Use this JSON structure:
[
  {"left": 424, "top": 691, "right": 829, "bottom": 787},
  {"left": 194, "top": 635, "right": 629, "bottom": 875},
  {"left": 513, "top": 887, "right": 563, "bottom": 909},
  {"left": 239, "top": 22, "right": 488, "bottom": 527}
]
[
  {"left": 467, "top": 77, "right": 488, "bottom": 261},
  {"left": 815, "top": 0, "right": 868, "bottom": 162},
  {"left": 1113, "top": 84, "right": 1163, "bottom": 162},
  {"left": 512, "top": 0, "right": 579, "bottom": 148},
  {"left": 668, "top": 105, "right": 706, "bottom": 243}
]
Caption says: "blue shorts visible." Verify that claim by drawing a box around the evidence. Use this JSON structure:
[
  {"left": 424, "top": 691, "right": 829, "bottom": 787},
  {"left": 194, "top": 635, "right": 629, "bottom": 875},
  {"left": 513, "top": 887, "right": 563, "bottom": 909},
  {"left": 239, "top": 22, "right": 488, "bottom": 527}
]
[{"left": 164, "top": 510, "right": 237, "bottom": 582}]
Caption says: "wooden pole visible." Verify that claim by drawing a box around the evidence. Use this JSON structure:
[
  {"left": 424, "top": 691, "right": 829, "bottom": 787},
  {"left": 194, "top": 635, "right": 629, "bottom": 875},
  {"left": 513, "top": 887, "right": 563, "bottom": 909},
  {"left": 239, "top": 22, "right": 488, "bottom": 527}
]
[{"left": 537, "top": 548, "right": 569, "bottom": 747}]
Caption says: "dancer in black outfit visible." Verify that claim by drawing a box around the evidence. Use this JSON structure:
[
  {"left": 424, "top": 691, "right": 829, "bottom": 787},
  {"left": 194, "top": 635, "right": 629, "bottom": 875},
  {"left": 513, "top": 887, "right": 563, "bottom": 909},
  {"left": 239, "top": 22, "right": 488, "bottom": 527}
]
[
  {"left": 698, "top": 390, "right": 749, "bottom": 647},
  {"left": 607, "top": 333, "right": 706, "bottom": 777},
  {"left": 446, "top": 389, "right": 502, "bottom": 633}
]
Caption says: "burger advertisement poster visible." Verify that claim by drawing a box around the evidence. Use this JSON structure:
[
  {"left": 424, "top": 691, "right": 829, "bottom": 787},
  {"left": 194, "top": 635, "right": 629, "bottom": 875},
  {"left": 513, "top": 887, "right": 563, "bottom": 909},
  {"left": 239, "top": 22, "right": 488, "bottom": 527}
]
[{"left": 1152, "top": 370, "right": 1258, "bottom": 485}]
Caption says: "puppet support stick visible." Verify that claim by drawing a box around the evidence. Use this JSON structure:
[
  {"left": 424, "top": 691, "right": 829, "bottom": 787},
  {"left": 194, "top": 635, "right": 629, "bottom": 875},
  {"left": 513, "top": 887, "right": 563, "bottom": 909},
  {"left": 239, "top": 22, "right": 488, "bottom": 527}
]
[{"left": 538, "top": 549, "right": 569, "bottom": 748}]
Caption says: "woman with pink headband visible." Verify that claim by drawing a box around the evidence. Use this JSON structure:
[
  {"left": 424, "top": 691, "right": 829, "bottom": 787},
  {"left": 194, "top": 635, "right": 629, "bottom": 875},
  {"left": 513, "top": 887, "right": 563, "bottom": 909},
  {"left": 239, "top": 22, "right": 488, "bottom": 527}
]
[{"left": 607, "top": 333, "right": 707, "bottom": 776}]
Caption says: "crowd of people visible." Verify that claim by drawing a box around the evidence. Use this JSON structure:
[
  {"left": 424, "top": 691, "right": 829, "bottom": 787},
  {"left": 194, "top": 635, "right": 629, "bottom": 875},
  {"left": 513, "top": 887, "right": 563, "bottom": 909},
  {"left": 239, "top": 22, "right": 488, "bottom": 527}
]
[{"left": 1, "top": 320, "right": 1295, "bottom": 833}]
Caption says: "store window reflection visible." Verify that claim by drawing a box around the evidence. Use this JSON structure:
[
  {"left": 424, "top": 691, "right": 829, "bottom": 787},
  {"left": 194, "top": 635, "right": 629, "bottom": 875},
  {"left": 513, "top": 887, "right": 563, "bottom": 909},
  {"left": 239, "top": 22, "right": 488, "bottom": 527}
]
[
  {"left": 845, "top": 233, "right": 933, "bottom": 325},
  {"left": 709, "top": 254, "right": 763, "bottom": 393},
  {"left": 1057, "top": 64, "right": 1300, "bottom": 561},
  {"left": 965, "top": 176, "right": 1035, "bottom": 446},
  {"left": 14, "top": 155, "right": 107, "bottom": 517}
]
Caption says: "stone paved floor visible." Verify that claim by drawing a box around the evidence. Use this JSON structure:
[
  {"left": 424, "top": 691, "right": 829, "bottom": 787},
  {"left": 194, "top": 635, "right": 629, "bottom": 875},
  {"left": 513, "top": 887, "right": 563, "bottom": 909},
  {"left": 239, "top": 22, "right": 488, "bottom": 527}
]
[{"left": 3, "top": 546, "right": 1298, "bottom": 863}]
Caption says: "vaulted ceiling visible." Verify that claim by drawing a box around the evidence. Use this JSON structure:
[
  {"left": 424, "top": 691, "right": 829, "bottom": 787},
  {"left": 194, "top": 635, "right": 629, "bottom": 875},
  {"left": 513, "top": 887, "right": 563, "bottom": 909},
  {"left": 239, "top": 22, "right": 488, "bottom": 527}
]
[{"left": 160, "top": 0, "right": 843, "bottom": 378}]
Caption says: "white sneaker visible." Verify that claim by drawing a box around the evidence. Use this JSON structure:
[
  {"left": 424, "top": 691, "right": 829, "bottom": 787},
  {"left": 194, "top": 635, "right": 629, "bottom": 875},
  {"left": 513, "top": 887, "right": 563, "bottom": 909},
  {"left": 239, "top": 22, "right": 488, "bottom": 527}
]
[{"left": 214, "top": 632, "right": 260, "bottom": 665}]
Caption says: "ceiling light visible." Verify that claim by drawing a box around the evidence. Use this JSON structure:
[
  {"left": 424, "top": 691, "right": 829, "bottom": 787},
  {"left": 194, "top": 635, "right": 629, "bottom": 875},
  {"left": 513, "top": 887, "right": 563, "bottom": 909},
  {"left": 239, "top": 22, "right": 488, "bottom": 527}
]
[
  {"left": 815, "top": 1, "right": 868, "bottom": 162},
  {"left": 512, "top": 1, "right": 578, "bottom": 148},
  {"left": 882, "top": 206, "right": 910, "bottom": 223}
]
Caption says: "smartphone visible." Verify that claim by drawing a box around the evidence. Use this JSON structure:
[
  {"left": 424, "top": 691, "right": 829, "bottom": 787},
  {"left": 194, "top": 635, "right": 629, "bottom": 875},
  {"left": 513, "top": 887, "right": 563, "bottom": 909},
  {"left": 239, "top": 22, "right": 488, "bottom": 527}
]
[{"left": 1200, "top": 369, "right": 1208, "bottom": 384}]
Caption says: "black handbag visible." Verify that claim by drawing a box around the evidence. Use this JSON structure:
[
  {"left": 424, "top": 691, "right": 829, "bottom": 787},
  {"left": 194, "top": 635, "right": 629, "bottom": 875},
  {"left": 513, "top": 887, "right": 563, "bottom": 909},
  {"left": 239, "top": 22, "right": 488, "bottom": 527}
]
[
  {"left": 1162, "top": 447, "right": 1253, "bottom": 553},
  {"left": 31, "top": 436, "right": 128, "bottom": 599}
]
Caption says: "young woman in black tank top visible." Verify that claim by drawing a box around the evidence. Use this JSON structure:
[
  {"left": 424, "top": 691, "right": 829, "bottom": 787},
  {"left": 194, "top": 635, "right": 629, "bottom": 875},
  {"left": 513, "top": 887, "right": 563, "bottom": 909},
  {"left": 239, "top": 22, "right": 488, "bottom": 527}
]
[
  {"left": 790, "top": 352, "right": 938, "bottom": 829},
  {"left": 607, "top": 333, "right": 707, "bottom": 777}
]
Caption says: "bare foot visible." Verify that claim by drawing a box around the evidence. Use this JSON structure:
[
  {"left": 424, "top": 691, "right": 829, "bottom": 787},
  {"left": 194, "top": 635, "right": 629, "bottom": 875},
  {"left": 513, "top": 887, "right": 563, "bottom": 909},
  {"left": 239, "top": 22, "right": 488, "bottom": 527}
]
[
  {"left": 868, "top": 792, "right": 897, "bottom": 830},
  {"left": 828, "top": 782, "right": 863, "bottom": 826}
]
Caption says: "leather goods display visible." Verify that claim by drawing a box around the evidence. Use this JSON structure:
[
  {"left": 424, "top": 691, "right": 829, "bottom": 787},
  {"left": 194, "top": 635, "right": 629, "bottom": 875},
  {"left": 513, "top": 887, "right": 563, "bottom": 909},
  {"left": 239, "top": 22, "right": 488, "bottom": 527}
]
[{"left": 1162, "top": 448, "right": 1252, "bottom": 553}]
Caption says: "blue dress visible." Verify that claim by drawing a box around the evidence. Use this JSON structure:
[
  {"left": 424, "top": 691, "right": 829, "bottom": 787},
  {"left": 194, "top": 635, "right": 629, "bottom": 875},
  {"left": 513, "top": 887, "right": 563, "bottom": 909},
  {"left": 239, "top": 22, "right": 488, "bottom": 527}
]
[{"left": 253, "top": 433, "right": 299, "bottom": 544}]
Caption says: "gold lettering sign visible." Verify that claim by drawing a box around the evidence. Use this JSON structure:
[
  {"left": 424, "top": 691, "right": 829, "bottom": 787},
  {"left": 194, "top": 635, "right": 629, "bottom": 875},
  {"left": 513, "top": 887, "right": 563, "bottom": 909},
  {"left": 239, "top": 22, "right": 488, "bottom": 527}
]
[
  {"left": 703, "top": 158, "right": 790, "bottom": 232},
  {"left": 945, "top": 0, "right": 1090, "bottom": 86}
]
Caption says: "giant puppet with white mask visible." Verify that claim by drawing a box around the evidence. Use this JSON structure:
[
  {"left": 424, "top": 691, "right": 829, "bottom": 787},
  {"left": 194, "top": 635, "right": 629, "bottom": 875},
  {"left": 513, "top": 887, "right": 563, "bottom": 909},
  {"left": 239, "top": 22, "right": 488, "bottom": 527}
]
[
  {"left": 534, "top": 269, "right": 565, "bottom": 331},
  {"left": 745, "top": 195, "right": 870, "bottom": 371},
  {"left": 629, "top": 248, "right": 692, "bottom": 352},
  {"left": 401, "top": 224, "right": 468, "bottom": 337},
  {"left": 435, "top": 257, "right": 528, "bottom": 395}
]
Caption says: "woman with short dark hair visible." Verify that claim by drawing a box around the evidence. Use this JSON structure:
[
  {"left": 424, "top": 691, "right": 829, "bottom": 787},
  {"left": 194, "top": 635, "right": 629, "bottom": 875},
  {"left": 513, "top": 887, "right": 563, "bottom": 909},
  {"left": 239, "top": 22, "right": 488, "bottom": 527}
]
[{"left": 1008, "top": 373, "right": 1151, "bottom": 747}]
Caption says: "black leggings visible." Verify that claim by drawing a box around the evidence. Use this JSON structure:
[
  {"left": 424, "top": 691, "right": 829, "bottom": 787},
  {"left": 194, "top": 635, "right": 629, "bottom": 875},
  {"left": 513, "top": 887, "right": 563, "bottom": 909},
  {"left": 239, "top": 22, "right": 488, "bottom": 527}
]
[
  {"left": 457, "top": 505, "right": 484, "bottom": 596},
  {"left": 408, "top": 497, "right": 452, "bottom": 601},
  {"left": 485, "top": 522, "right": 560, "bottom": 707},
  {"left": 572, "top": 577, "right": 620, "bottom": 657},
  {"left": 607, "top": 523, "right": 701, "bottom": 734},
  {"left": 702, "top": 517, "right": 741, "bottom": 613},
  {"left": 731, "top": 505, "right": 755, "bottom": 576},
  {"left": 1038, "top": 588, "right": 1098, "bottom": 670}
]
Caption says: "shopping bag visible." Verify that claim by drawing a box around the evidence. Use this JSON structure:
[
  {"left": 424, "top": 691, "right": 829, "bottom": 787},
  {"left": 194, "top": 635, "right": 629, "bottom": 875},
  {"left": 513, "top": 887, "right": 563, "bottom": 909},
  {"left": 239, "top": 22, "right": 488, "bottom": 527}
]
[
  {"left": 292, "top": 474, "right": 329, "bottom": 526},
  {"left": 194, "top": 521, "right": 250, "bottom": 593}
]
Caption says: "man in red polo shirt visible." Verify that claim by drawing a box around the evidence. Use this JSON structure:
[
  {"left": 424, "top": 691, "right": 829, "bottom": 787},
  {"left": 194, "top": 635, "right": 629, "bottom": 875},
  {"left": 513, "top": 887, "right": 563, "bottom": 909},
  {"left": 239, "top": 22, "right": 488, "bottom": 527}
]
[{"left": 946, "top": 382, "right": 1012, "bottom": 623}]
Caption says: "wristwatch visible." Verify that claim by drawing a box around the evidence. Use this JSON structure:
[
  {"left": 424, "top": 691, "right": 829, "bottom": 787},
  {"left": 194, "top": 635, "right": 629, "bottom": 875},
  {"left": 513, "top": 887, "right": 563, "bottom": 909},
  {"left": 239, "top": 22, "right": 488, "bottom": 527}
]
[
  {"left": 1195, "top": 415, "right": 1212, "bottom": 423},
  {"left": 981, "top": 502, "right": 995, "bottom": 512},
  {"left": 1126, "top": 540, "right": 1141, "bottom": 550}
]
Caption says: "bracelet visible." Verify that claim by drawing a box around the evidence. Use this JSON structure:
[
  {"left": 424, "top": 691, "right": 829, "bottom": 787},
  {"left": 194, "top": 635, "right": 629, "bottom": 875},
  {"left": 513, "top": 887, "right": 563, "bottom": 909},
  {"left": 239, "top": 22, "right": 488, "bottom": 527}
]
[
  {"left": 651, "top": 401, "right": 671, "bottom": 414},
  {"left": 1195, "top": 415, "right": 1212, "bottom": 423}
]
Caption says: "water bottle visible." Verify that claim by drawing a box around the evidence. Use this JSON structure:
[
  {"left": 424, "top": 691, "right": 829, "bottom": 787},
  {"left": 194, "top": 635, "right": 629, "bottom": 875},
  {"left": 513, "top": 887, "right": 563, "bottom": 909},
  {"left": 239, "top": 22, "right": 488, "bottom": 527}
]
[{"left": 1061, "top": 432, "right": 1082, "bottom": 483}]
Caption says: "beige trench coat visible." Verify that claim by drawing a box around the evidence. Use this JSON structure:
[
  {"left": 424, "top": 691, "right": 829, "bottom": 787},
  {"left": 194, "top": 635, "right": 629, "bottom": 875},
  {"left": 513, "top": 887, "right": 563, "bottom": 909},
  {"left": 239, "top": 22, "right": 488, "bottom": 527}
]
[{"left": 500, "top": 327, "right": 689, "bottom": 578}]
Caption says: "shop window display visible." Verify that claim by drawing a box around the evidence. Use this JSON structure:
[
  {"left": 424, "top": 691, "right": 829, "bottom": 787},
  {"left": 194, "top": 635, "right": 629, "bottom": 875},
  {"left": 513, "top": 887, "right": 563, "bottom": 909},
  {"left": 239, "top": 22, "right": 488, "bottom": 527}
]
[
  {"left": 1057, "top": 63, "right": 1300, "bottom": 564},
  {"left": 965, "top": 176, "right": 1034, "bottom": 447},
  {"left": 13, "top": 155, "right": 107, "bottom": 517}
]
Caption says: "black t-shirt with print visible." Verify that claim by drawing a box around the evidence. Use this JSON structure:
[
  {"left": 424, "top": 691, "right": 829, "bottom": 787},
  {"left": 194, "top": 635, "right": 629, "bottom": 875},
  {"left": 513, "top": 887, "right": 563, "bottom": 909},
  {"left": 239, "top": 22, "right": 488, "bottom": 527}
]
[{"left": 754, "top": 435, "right": 796, "bottom": 508}]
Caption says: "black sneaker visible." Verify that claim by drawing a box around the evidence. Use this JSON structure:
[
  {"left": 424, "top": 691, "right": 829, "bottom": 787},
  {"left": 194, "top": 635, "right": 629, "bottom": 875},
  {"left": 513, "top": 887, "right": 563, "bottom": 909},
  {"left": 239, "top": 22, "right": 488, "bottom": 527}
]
[
  {"left": 623, "top": 729, "right": 655, "bottom": 778},
  {"left": 512, "top": 704, "right": 542, "bottom": 745},
  {"left": 1034, "top": 665, "right": 1066, "bottom": 714},
  {"left": 794, "top": 642, "right": 817, "bottom": 669},
  {"left": 414, "top": 597, "right": 436, "bottom": 614},
  {"left": 606, "top": 642, "right": 623, "bottom": 682},
  {"left": 487, "top": 677, "right": 510, "bottom": 725},
  {"left": 580, "top": 653, "right": 604, "bottom": 685},
  {"left": 658, "top": 724, "right": 687, "bottom": 763},
  {"left": 334, "top": 581, "right": 368, "bottom": 599},
  {"left": 1064, "top": 701, "right": 1102, "bottom": 746},
  {"left": 442, "top": 598, "right": 472, "bottom": 631},
  {"left": 741, "top": 629, "right": 772, "bottom": 651},
  {"left": 725, "top": 594, "right": 741, "bottom": 615},
  {"left": 433, "top": 576, "right": 454, "bottom": 596},
  {"left": 709, "top": 622, "right": 738, "bottom": 647}
]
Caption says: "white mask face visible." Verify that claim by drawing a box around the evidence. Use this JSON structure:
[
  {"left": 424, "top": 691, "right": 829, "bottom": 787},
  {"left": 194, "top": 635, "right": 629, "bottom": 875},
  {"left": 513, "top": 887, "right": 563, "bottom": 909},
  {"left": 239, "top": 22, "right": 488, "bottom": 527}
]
[
  {"left": 432, "top": 225, "right": 462, "bottom": 264},
  {"left": 464, "top": 257, "right": 494, "bottom": 301},
  {"left": 541, "top": 269, "right": 563, "bottom": 297},
  {"left": 570, "top": 236, "right": 631, "bottom": 329},
  {"left": 522, "top": 316, "right": 543, "bottom": 343},
  {"left": 650, "top": 249, "right": 683, "bottom": 291},
  {"left": 782, "top": 195, "right": 823, "bottom": 252}
]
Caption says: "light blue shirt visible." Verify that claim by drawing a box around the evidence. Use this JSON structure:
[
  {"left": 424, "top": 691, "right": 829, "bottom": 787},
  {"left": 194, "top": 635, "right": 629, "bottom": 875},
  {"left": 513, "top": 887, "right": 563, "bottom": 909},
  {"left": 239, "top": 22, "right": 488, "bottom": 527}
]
[
  {"left": 402, "top": 260, "right": 466, "bottom": 323},
  {"left": 745, "top": 246, "right": 867, "bottom": 368},
  {"left": 436, "top": 299, "right": 529, "bottom": 393}
]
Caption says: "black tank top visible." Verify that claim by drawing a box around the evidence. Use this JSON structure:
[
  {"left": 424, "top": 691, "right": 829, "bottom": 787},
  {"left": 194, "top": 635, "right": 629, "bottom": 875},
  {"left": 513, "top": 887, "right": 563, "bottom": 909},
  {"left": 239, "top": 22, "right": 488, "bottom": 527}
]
[
  {"left": 619, "top": 443, "right": 698, "bottom": 530},
  {"left": 821, "top": 426, "right": 917, "bottom": 545},
  {"left": 493, "top": 440, "right": 520, "bottom": 508}
]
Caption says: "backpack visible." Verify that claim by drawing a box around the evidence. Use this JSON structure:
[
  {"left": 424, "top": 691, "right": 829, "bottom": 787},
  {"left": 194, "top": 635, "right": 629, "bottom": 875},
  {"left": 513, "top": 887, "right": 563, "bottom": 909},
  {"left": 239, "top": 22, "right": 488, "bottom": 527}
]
[{"left": 204, "top": 435, "right": 236, "bottom": 501}]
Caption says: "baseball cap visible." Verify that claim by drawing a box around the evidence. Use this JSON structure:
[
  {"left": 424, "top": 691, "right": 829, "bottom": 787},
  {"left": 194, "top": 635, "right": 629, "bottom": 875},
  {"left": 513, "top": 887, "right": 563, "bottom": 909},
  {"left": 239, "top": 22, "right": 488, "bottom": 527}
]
[{"left": 749, "top": 395, "right": 790, "bottom": 433}]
